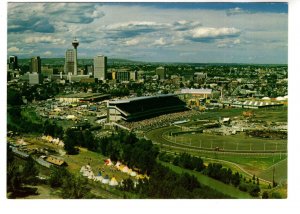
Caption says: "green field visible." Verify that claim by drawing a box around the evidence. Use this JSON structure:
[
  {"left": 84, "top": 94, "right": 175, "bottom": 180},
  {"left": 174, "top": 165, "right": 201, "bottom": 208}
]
[
  {"left": 257, "top": 158, "right": 287, "bottom": 184},
  {"left": 160, "top": 161, "right": 253, "bottom": 199},
  {"left": 164, "top": 130, "right": 287, "bottom": 152}
]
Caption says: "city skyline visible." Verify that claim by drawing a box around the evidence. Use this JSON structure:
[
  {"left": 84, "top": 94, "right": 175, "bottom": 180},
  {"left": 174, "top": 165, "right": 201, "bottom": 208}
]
[{"left": 8, "top": 2, "right": 288, "bottom": 64}]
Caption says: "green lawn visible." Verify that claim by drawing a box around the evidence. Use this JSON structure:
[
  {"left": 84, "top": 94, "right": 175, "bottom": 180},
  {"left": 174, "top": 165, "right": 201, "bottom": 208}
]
[
  {"left": 160, "top": 161, "right": 254, "bottom": 199},
  {"left": 257, "top": 158, "right": 287, "bottom": 184},
  {"left": 164, "top": 131, "right": 287, "bottom": 152}
]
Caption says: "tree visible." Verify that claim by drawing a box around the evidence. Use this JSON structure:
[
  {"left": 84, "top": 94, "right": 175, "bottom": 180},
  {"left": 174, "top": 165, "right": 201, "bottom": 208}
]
[
  {"left": 7, "top": 88, "right": 23, "bottom": 106},
  {"left": 231, "top": 172, "right": 241, "bottom": 187},
  {"left": 48, "top": 167, "right": 71, "bottom": 188},
  {"left": 249, "top": 184, "right": 260, "bottom": 197},
  {"left": 22, "top": 157, "right": 39, "bottom": 184},
  {"left": 262, "top": 191, "right": 269, "bottom": 199},
  {"left": 64, "top": 129, "right": 79, "bottom": 155},
  {"left": 60, "top": 175, "right": 91, "bottom": 199},
  {"left": 7, "top": 147, "right": 23, "bottom": 193}
]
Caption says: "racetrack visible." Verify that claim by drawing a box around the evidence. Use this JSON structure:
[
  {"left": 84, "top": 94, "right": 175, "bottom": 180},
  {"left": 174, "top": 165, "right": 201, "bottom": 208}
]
[{"left": 145, "top": 126, "right": 287, "bottom": 155}]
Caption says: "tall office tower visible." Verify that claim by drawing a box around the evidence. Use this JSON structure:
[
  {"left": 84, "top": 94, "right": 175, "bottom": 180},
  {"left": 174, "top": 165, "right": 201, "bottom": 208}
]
[
  {"left": 30, "top": 56, "right": 41, "bottom": 73},
  {"left": 64, "top": 49, "right": 74, "bottom": 74},
  {"left": 93, "top": 55, "right": 107, "bottom": 80},
  {"left": 72, "top": 38, "right": 79, "bottom": 76},
  {"left": 9, "top": 55, "right": 18, "bottom": 70},
  {"left": 156, "top": 66, "right": 166, "bottom": 80}
]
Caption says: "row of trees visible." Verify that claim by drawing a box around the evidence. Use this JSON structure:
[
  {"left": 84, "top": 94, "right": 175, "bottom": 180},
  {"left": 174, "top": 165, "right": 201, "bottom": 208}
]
[
  {"left": 119, "top": 163, "right": 231, "bottom": 199},
  {"left": 159, "top": 152, "right": 263, "bottom": 196},
  {"left": 173, "top": 152, "right": 205, "bottom": 172},
  {"left": 204, "top": 163, "right": 241, "bottom": 187}
]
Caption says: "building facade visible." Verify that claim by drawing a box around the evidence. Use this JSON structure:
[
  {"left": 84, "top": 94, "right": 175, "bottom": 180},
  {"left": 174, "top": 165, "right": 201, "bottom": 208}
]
[
  {"left": 156, "top": 66, "right": 166, "bottom": 80},
  {"left": 9, "top": 55, "right": 18, "bottom": 70},
  {"left": 30, "top": 56, "right": 41, "bottom": 73},
  {"left": 93, "top": 55, "right": 107, "bottom": 81},
  {"left": 64, "top": 49, "right": 74, "bottom": 74},
  {"left": 116, "top": 70, "right": 130, "bottom": 82},
  {"left": 72, "top": 39, "right": 79, "bottom": 76},
  {"left": 29, "top": 73, "right": 43, "bottom": 85}
]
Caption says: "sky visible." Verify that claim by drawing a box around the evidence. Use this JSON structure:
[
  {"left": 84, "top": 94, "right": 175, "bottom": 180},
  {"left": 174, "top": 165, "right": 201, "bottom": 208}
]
[{"left": 7, "top": 2, "right": 288, "bottom": 64}]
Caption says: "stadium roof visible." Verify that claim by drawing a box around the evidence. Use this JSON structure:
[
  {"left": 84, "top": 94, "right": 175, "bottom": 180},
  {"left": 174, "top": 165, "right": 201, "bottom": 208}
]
[
  {"left": 181, "top": 88, "right": 212, "bottom": 94},
  {"left": 109, "top": 94, "right": 177, "bottom": 104}
]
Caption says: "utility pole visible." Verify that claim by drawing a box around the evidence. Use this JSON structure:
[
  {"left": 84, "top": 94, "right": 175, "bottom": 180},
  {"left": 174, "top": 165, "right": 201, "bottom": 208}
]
[{"left": 272, "top": 166, "right": 275, "bottom": 187}]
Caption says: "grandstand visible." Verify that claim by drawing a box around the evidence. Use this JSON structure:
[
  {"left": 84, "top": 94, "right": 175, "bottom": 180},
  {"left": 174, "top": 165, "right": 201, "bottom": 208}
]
[{"left": 107, "top": 95, "right": 187, "bottom": 122}]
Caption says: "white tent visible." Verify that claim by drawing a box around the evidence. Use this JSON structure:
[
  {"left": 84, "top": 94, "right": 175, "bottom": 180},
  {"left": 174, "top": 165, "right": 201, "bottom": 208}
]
[
  {"left": 109, "top": 177, "right": 119, "bottom": 186},
  {"left": 130, "top": 171, "right": 137, "bottom": 177},
  {"left": 102, "top": 175, "right": 110, "bottom": 184},
  {"left": 94, "top": 176, "right": 103, "bottom": 182},
  {"left": 122, "top": 166, "right": 129, "bottom": 173}
]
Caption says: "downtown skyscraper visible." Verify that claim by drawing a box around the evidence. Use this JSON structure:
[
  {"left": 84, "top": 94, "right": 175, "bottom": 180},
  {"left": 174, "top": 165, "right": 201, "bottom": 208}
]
[
  {"left": 93, "top": 55, "right": 107, "bottom": 81},
  {"left": 30, "top": 56, "right": 41, "bottom": 73},
  {"left": 64, "top": 49, "right": 74, "bottom": 74}
]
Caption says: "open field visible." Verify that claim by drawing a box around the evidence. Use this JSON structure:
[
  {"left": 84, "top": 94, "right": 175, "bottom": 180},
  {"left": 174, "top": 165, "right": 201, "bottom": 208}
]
[
  {"left": 163, "top": 130, "right": 287, "bottom": 152},
  {"left": 257, "top": 158, "right": 288, "bottom": 184}
]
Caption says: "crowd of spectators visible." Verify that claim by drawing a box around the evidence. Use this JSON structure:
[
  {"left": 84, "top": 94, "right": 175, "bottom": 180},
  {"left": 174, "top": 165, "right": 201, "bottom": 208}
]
[{"left": 119, "top": 110, "right": 202, "bottom": 131}]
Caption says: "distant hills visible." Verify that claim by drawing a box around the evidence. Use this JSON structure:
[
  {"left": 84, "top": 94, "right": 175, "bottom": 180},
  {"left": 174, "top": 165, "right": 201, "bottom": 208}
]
[
  {"left": 17, "top": 58, "right": 142, "bottom": 66},
  {"left": 16, "top": 58, "right": 287, "bottom": 67}
]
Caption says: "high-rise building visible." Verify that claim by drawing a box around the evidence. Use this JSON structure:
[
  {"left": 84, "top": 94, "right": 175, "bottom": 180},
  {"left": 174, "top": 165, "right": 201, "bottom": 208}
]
[
  {"left": 64, "top": 49, "right": 74, "bottom": 74},
  {"left": 130, "top": 71, "right": 137, "bottom": 81},
  {"left": 72, "top": 38, "right": 79, "bottom": 76},
  {"left": 30, "top": 56, "right": 41, "bottom": 73},
  {"left": 93, "top": 55, "right": 107, "bottom": 80},
  {"left": 29, "top": 73, "right": 43, "bottom": 85},
  {"left": 9, "top": 55, "right": 18, "bottom": 70},
  {"left": 116, "top": 70, "right": 130, "bottom": 82},
  {"left": 156, "top": 66, "right": 166, "bottom": 80}
]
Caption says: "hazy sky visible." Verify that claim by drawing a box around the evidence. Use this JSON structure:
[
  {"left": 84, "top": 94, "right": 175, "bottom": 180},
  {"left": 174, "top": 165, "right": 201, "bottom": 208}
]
[{"left": 7, "top": 2, "right": 288, "bottom": 64}]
